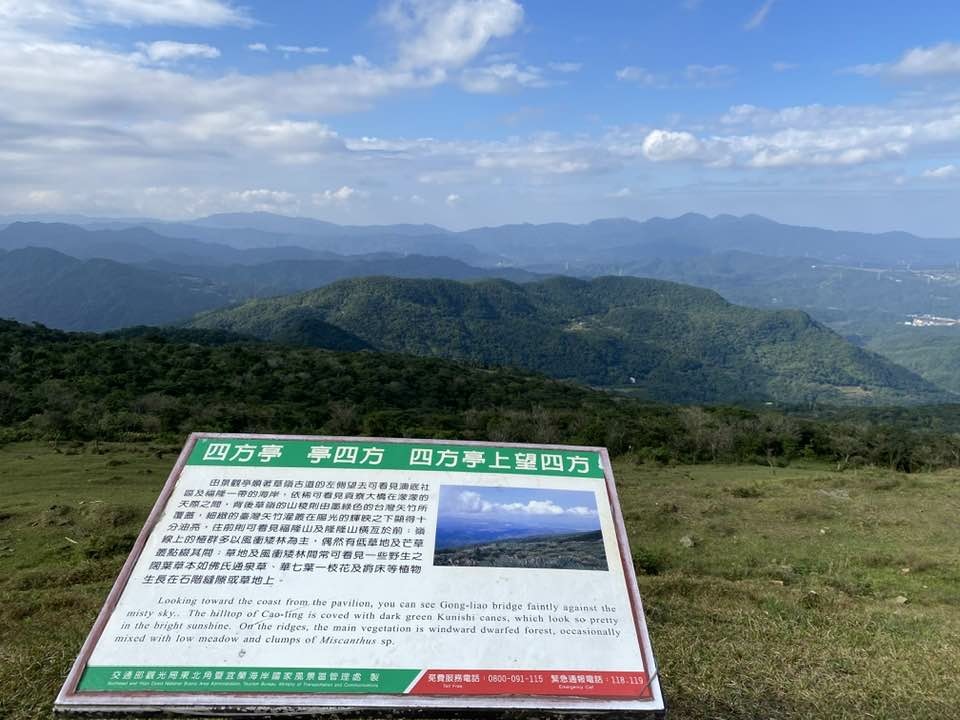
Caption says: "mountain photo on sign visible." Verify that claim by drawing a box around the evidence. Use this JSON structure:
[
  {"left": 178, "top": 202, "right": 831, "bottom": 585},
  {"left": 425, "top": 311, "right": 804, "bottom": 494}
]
[{"left": 433, "top": 485, "right": 607, "bottom": 571}]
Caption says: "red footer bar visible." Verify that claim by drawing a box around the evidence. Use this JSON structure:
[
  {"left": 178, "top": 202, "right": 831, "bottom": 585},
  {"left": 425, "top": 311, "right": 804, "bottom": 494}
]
[{"left": 410, "top": 669, "right": 652, "bottom": 698}]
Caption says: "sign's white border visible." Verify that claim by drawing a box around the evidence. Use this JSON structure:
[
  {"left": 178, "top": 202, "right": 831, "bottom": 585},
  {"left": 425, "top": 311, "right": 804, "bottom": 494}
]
[{"left": 55, "top": 433, "right": 665, "bottom": 715}]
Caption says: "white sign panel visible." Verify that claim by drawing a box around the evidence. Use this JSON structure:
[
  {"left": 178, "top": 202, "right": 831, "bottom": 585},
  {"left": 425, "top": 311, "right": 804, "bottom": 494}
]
[{"left": 57, "top": 433, "right": 664, "bottom": 715}]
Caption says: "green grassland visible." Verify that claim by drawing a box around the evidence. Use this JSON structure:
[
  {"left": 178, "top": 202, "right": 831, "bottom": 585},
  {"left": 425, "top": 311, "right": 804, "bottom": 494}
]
[{"left": 2, "top": 443, "right": 959, "bottom": 719}]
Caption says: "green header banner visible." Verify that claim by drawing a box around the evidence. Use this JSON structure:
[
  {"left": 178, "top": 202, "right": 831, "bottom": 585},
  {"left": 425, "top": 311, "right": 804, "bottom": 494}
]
[
  {"left": 78, "top": 665, "right": 419, "bottom": 694},
  {"left": 188, "top": 437, "right": 605, "bottom": 478}
]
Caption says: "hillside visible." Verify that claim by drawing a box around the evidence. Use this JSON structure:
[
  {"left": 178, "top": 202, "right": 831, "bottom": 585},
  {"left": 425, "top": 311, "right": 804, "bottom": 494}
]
[
  {"left": 0, "top": 235, "right": 539, "bottom": 331},
  {"left": 865, "top": 327, "right": 960, "bottom": 395},
  {"left": 188, "top": 276, "right": 948, "bottom": 406},
  {"left": 0, "top": 318, "right": 631, "bottom": 446},
  {"left": 0, "top": 248, "right": 231, "bottom": 331},
  {"left": 6, "top": 318, "right": 960, "bottom": 471}
]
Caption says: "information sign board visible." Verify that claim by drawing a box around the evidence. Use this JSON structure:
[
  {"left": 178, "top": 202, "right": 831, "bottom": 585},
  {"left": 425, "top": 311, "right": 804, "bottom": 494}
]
[{"left": 56, "top": 433, "right": 664, "bottom": 716}]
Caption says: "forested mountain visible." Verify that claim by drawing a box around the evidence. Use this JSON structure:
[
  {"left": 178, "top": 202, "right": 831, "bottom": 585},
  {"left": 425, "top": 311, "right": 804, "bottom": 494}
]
[
  {"left": 188, "top": 276, "right": 948, "bottom": 406},
  {"left": 0, "top": 248, "right": 230, "bottom": 331},
  {"left": 0, "top": 246, "right": 540, "bottom": 331},
  {"left": 573, "top": 250, "right": 960, "bottom": 391},
  {"left": 864, "top": 328, "right": 960, "bottom": 395},
  {"left": 3, "top": 318, "right": 959, "bottom": 472},
  {"left": 4, "top": 216, "right": 960, "bottom": 397}
]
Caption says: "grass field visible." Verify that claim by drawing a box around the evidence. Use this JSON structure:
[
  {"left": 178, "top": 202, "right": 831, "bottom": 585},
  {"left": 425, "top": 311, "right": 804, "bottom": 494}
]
[{"left": 1, "top": 442, "right": 959, "bottom": 719}]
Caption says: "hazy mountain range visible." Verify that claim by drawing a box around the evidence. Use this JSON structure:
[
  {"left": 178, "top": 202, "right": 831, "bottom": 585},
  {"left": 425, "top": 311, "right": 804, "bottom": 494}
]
[
  {"left": 4, "top": 210, "right": 960, "bottom": 268},
  {"left": 2, "top": 212, "right": 960, "bottom": 404}
]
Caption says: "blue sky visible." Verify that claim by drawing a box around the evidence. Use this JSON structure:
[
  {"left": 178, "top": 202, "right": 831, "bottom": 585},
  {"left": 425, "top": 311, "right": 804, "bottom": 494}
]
[{"left": 1, "top": 0, "right": 960, "bottom": 234}]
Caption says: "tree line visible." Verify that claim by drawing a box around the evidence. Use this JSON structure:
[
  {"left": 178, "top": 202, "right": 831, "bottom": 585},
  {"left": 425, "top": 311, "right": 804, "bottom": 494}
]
[{"left": 3, "top": 319, "right": 960, "bottom": 472}]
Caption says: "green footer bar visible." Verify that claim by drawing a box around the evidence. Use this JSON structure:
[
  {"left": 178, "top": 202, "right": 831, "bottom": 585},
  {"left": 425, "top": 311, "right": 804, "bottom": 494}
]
[{"left": 78, "top": 665, "right": 420, "bottom": 694}]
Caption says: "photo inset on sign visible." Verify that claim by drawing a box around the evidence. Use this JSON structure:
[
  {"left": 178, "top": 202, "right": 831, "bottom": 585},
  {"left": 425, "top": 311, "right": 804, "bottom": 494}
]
[{"left": 434, "top": 485, "right": 608, "bottom": 571}]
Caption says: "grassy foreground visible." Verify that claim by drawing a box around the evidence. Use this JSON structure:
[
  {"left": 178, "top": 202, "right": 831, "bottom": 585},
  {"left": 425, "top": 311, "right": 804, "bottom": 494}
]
[{"left": 1, "top": 442, "right": 959, "bottom": 719}]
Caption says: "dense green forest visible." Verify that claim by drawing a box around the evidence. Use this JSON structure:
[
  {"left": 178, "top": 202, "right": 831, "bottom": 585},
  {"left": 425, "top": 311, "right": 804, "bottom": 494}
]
[
  {"left": 865, "top": 326, "right": 960, "bottom": 395},
  {"left": 189, "top": 275, "right": 948, "bottom": 406},
  {"left": 3, "top": 319, "right": 960, "bottom": 472}
]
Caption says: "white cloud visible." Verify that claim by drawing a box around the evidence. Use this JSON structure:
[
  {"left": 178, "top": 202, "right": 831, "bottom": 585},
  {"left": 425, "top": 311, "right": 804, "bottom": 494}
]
[
  {"left": 547, "top": 61, "right": 581, "bottom": 73},
  {"left": 616, "top": 65, "right": 664, "bottom": 87},
  {"left": 0, "top": 39, "right": 445, "bottom": 131},
  {"left": 449, "top": 491, "right": 597, "bottom": 516},
  {"left": 772, "top": 61, "right": 798, "bottom": 72},
  {"left": 922, "top": 164, "right": 958, "bottom": 179},
  {"left": 744, "top": 0, "right": 775, "bottom": 31},
  {"left": 892, "top": 42, "right": 960, "bottom": 77},
  {"left": 452, "top": 491, "right": 492, "bottom": 513},
  {"left": 313, "top": 185, "right": 365, "bottom": 205},
  {"left": 845, "top": 62, "right": 883, "bottom": 78},
  {"left": 81, "top": 0, "right": 250, "bottom": 27},
  {"left": 445, "top": 192, "right": 461, "bottom": 206},
  {"left": 500, "top": 500, "right": 565, "bottom": 515},
  {"left": 849, "top": 42, "right": 960, "bottom": 79},
  {"left": 226, "top": 188, "right": 297, "bottom": 211},
  {"left": 22, "top": 188, "right": 64, "bottom": 207},
  {"left": 475, "top": 148, "right": 598, "bottom": 175},
  {"left": 4, "top": 2, "right": 960, "bottom": 226},
  {"left": 460, "top": 62, "right": 546, "bottom": 93},
  {"left": 641, "top": 129, "right": 702, "bottom": 162},
  {"left": 608, "top": 187, "right": 631, "bottom": 198},
  {"left": 686, "top": 63, "right": 736, "bottom": 86},
  {"left": 0, "top": 1, "right": 81, "bottom": 30},
  {"left": 641, "top": 98, "right": 960, "bottom": 169},
  {"left": 247, "top": 42, "right": 267, "bottom": 52},
  {"left": 277, "top": 44, "right": 329, "bottom": 55},
  {"left": 0, "top": 0, "right": 249, "bottom": 30},
  {"left": 383, "top": 0, "right": 524, "bottom": 70},
  {"left": 617, "top": 64, "right": 734, "bottom": 88},
  {"left": 137, "top": 40, "right": 219, "bottom": 63}
]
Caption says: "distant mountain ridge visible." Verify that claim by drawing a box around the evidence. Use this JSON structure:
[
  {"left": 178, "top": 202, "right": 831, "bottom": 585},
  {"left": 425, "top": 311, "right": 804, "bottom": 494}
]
[
  {"left": 0, "top": 247, "right": 230, "bottom": 331},
  {"left": 4, "top": 214, "right": 960, "bottom": 397},
  {"left": 4, "top": 212, "right": 958, "bottom": 268},
  {"left": 188, "top": 275, "right": 949, "bottom": 406},
  {"left": 0, "top": 239, "right": 542, "bottom": 331}
]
